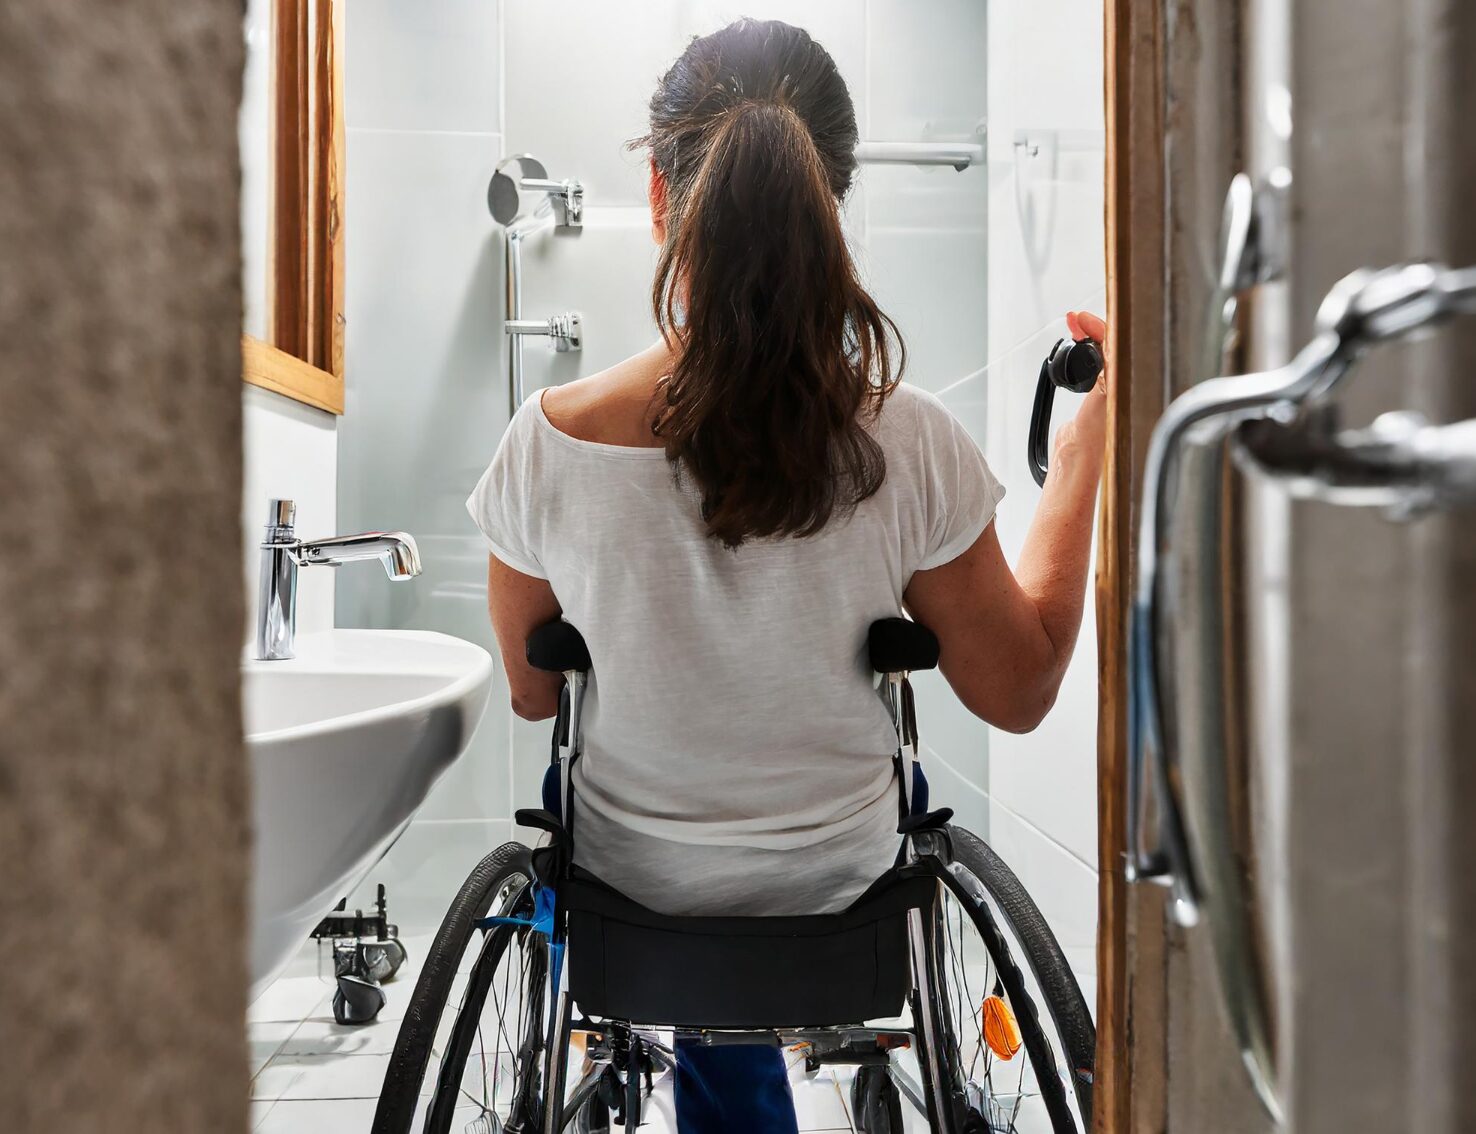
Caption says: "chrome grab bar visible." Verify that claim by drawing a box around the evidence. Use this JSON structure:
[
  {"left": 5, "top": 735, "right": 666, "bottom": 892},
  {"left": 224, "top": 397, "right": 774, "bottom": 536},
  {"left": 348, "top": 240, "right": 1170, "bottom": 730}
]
[
  {"left": 490, "top": 153, "right": 585, "bottom": 415},
  {"left": 1128, "top": 260, "right": 1476, "bottom": 1122},
  {"left": 853, "top": 140, "right": 983, "bottom": 170}
]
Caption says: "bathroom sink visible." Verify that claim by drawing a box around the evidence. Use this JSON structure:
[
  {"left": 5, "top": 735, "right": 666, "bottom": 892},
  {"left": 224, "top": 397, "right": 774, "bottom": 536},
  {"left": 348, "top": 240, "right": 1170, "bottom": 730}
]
[{"left": 244, "top": 629, "right": 493, "bottom": 1000}]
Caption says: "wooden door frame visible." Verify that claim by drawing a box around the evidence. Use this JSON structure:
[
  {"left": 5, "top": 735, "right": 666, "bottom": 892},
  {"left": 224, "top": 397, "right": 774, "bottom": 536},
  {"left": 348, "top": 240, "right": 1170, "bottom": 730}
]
[
  {"left": 1096, "top": 1, "right": 1169, "bottom": 1129},
  {"left": 241, "top": 0, "right": 346, "bottom": 415}
]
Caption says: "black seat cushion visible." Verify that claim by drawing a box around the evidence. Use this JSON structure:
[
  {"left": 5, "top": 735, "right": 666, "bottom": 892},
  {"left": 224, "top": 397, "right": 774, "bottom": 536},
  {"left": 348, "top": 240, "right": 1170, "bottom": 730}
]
[{"left": 560, "top": 867, "right": 936, "bottom": 1029}]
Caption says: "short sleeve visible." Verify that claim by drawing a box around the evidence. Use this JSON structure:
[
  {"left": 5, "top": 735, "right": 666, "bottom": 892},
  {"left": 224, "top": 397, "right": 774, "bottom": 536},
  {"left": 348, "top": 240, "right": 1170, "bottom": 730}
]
[
  {"left": 465, "top": 401, "right": 548, "bottom": 579},
  {"left": 912, "top": 390, "right": 1007, "bottom": 571}
]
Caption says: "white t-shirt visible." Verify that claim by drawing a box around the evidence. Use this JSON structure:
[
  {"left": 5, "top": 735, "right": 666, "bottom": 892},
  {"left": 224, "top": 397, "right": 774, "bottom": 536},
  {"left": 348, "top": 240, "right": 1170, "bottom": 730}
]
[{"left": 466, "top": 382, "right": 1004, "bottom": 916}]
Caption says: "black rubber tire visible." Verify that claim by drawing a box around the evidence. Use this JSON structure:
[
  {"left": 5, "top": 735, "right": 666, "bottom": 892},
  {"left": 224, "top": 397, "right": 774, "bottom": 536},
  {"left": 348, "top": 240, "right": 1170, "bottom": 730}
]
[
  {"left": 941, "top": 825, "right": 1096, "bottom": 1129},
  {"left": 372, "top": 843, "right": 535, "bottom": 1134}
]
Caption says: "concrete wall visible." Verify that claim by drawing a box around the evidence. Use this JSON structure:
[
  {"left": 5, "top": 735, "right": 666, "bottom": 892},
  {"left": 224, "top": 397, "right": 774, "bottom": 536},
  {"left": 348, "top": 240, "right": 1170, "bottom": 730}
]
[{"left": 0, "top": 3, "right": 249, "bottom": 1131}]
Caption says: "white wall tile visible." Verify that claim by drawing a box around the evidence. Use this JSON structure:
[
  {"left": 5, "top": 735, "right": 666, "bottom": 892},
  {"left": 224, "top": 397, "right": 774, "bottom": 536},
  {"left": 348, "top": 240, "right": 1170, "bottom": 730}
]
[
  {"left": 515, "top": 206, "right": 662, "bottom": 394},
  {"left": 335, "top": 128, "right": 515, "bottom": 828},
  {"left": 346, "top": 0, "right": 500, "bottom": 133},
  {"left": 502, "top": 0, "right": 688, "bottom": 208},
  {"left": 987, "top": 159, "right": 1105, "bottom": 358},
  {"left": 503, "top": 2, "right": 866, "bottom": 210},
  {"left": 337, "top": 128, "right": 507, "bottom": 545},
  {"left": 993, "top": 0, "right": 1105, "bottom": 136},
  {"left": 867, "top": 0, "right": 988, "bottom": 142},
  {"left": 861, "top": 165, "right": 988, "bottom": 393},
  {"left": 985, "top": 797, "right": 1099, "bottom": 1008},
  {"left": 919, "top": 740, "right": 990, "bottom": 837},
  {"left": 346, "top": 818, "right": 514, "bottom": 935},
  {"left": 967, "top": 328, "right": 1101, "bottom": 866},
  {"left": 243, "top": 386, "right": 338, "bottom": 645}
]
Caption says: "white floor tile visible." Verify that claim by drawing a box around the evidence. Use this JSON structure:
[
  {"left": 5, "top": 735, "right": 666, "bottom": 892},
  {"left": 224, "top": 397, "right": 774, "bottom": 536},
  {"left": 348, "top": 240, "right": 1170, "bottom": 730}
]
[
  {"left": 248, "top": 976, "right": 334, "bottom": 1024},
  {"left": 248, "top": 1021, "right": 298, "bottom": 1077},
  {"left": 249, "top": 1060, "right": 305, "bottom": 1102},
  {"left": 273, "top": 1052, "right": 400, "bottom": 1101},
  {"left": 249, "top": 1099, "right": 276, "bottom": 1131},
  {"left": 280, "top": 1015, "right": 399, "bottom": 1058},
  {"left": 790, "top": 1070, "right": 852, "bottom": 1130},
  {"left": 255, "top": 1097, "right": 379, "bottom": 1133}
]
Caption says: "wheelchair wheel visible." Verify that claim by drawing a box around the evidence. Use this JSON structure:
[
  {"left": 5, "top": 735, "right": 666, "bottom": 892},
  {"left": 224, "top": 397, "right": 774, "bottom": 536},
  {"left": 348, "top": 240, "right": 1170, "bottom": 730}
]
[
  {"left": 906, "top": 825, "right": 1096, "bottom": 1133},
  {"left": 374, "top": 842, "right": 565, "bottom": 1133}
]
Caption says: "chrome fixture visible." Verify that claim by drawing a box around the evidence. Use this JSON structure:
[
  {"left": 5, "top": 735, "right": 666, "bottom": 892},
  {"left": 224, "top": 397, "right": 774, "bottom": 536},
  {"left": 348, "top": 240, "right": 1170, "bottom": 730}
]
[
  {"left": 489, "top": 154, "right": 585, "bottom": 414},
  {"left": 488, "top": 154, "right": 584, "bottom": 229},
  {"left": 854, "top": 140, "right": 983, "bottom": 170},
  {"left": 506, "top": 312, "right": 582, "bottom": 353},
  {"left": 1010, "top": 129, "right": 1105, "bottom": 159},
  {"left": 1127, "top": 257, "right": 1476, "bottom": 1122},
  {"left": 256, "top": 498, "right": 421, "bottom": 661}
]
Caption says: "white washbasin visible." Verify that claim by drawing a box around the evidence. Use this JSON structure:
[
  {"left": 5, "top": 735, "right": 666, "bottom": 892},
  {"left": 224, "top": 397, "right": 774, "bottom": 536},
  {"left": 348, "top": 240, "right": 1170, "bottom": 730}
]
[{"left": 244, "top": 629, "right": 493, "bottom": 1000}]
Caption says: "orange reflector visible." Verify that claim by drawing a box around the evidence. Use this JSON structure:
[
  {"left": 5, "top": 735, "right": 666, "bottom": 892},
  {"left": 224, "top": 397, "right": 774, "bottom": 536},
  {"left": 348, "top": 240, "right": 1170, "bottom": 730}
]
[{"left": 982, "top": 995, "right": 1022, "bottom": 1060}]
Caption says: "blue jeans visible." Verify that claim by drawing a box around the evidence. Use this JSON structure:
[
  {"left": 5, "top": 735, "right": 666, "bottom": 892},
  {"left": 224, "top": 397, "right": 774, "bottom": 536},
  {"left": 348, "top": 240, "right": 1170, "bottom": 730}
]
[{"left": 673, "top": 1041, "right": 798, "bottom": 1133}]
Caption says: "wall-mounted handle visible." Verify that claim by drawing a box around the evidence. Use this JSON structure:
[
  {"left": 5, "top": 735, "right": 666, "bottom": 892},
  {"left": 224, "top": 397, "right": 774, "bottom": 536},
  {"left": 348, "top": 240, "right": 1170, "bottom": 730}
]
[
  {"left": 1027, "top": 338, "right": 1103, "bottom": 487},
  {"left": 1130, "top": 259, "right": 1476, "bottom": 1123},
  {"left": 491, "top": 153, "right": 588, "bottom": 414}
]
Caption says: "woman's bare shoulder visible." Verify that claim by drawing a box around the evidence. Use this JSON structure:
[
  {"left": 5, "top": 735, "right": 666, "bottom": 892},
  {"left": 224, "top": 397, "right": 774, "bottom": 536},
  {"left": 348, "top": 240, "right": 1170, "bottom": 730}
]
[{"left": 540, "top": 343, "right": 671, "bottom": 446}]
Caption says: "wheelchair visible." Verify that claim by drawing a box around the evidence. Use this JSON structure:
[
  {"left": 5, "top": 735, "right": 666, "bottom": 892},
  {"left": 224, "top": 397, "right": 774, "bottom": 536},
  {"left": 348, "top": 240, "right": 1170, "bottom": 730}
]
[{"left": 373, "top": 619, "right": 1095, "bottom": 1133}]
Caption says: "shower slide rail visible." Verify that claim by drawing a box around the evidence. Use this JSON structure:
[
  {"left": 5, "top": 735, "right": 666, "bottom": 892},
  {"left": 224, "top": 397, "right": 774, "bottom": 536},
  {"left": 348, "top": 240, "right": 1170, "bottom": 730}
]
[
  {"left": 1128, "top": 256, "right": 1476, "bottom": 1122},
  {"left": 489, "top": 153, "right": 585, "bottom": 416}
]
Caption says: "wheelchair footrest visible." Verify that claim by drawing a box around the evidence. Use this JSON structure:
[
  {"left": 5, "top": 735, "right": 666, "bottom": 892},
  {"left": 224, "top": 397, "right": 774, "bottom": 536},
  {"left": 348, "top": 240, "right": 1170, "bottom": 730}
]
[{"left": 560, "top": 868, "right": 936, "bottom": 1029}]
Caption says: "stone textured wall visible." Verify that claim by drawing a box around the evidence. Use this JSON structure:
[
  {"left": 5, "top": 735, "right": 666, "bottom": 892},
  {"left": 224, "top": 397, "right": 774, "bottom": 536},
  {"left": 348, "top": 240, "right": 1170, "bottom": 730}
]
[{"left": 0, "top": 4, "right": 248, "bottom": 1131}]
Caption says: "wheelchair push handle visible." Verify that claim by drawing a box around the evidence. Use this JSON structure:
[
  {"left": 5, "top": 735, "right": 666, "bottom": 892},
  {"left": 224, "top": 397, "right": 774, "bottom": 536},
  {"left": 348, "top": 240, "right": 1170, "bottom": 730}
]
[
  {"left": 530, "top": 618, "right": 937, "bottom": 677},
  {"left": 868, "top": 618, "right": 939, "bottom": 674},
  {"left": 527, "top": 619, "right": 591, "bottom": 674}
]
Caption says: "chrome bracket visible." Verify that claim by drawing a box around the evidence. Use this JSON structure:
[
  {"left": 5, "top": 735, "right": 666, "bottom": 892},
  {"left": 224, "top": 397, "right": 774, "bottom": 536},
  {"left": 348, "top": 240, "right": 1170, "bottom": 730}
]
[
  {"left": 506, "top": 312, "right": 582, "bottom": 353},
  {"left": 1239, "top": 408, "right": 1476, "bottom": 519}
]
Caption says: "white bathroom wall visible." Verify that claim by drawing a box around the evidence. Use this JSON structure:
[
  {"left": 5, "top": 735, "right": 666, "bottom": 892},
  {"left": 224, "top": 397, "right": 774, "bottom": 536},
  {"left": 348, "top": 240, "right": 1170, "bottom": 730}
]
[
  {"left": 336, "top": 2, "right": 1100, "bottom": 996},
  {"left": 242, "top": 388, "right": 338, "bottom": 645},
  {"left": 974, "top": 0, "right": 1106, "bottom": 1008},
  {"left": 240, "top": 0, "right": 270, "bottom": 342},
  {"left": 332, "top": 0, "right": 513, "bottom": 929},
  {"left": 239, "top": 0, "right": 338, "bottom": 646}
]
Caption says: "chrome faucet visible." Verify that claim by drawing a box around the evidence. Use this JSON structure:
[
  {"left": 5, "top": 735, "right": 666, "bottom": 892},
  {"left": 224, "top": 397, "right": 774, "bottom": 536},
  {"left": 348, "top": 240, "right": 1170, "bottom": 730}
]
[{"left": 256, "top": 498, "right": 422, "bottom": 660}]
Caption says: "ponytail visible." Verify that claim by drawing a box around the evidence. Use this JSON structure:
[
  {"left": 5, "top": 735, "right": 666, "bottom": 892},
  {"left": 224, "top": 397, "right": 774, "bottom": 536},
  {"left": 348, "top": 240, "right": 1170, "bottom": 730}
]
[{"left": 640, "top": 19, "right": 903, "bottom": 548}]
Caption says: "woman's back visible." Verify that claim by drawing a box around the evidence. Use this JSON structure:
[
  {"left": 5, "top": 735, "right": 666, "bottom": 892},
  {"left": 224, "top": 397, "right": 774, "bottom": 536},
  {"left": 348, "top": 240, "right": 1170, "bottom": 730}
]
[{"left": 468, "top": 377, "right": 1003, "bottom": 914}]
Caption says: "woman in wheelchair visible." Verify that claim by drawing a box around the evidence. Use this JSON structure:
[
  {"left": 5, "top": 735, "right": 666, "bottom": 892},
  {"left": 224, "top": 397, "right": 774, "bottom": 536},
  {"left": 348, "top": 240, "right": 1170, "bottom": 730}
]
[{"left": 375, "top": 18, "right": 1104, "bottom": 1134}]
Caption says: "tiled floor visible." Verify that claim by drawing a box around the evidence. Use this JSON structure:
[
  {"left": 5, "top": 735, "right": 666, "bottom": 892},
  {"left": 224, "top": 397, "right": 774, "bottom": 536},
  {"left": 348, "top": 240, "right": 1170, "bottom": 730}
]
[{"left": 248, "top": 937, "right": 876, "bottom": 1132}]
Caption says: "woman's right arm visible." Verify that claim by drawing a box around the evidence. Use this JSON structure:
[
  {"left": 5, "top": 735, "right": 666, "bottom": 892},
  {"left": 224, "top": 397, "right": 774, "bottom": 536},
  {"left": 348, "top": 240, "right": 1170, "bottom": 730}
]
[{"left": 903, "top": 311, "right": 1108, "bottom": 734}]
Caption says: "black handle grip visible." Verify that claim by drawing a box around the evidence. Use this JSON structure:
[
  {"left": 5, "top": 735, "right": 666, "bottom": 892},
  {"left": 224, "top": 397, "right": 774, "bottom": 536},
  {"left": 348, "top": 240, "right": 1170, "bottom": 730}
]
[
  {"left": 1028, "top": 360, "right": 1056, "bottom": 488},
  {"left": 1027, "top": 337, "right": 1103, "bottom": 487}
]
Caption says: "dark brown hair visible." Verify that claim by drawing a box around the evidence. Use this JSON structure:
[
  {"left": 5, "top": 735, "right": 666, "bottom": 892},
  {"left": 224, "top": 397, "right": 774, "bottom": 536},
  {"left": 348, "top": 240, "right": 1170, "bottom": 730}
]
[{"left": 637, "top": 18, "right": 903, "bottom": 548}]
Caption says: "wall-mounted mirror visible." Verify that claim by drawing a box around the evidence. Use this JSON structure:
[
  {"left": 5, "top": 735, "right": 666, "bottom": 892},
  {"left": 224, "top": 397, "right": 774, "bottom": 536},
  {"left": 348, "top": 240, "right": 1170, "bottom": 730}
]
[{"left": 239, "top": 0, "right": 345, "bottom": 414}]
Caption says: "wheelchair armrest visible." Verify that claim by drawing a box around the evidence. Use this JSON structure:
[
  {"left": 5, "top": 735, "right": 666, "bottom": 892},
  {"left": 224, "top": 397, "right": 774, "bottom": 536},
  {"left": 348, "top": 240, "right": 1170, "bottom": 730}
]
[
  {"left": 868, "top": 618, "right": 940, "bottom": 674},
  {"left": 527, "top": 620, "right": 592, "bottom": 674}
]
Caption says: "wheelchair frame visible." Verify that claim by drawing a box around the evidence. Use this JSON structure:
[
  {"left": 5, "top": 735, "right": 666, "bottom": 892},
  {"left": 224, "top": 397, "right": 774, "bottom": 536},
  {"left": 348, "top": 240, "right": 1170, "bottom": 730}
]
[{"left": 510, "top": 618, "right": 1046, "bottom": 1134}]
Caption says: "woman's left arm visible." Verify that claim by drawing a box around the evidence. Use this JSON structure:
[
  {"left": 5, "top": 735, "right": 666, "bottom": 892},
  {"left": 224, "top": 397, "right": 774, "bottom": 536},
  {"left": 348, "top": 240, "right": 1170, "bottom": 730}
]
[{"left": 485, "top": 553, "right": 564, "bottom": 721}]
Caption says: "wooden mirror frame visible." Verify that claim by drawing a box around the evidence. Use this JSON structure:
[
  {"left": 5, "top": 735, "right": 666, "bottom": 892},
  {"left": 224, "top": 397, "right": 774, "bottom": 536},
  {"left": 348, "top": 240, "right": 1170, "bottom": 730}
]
[{"left": 241, "top": 0, "right": 345, "bottom": 415}]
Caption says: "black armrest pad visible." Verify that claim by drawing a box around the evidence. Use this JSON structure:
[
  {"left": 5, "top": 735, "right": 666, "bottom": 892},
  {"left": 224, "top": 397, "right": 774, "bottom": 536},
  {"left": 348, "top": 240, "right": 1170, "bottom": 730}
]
[{"left": 527, "top": 620, "right": 592, "bottom": 673}]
